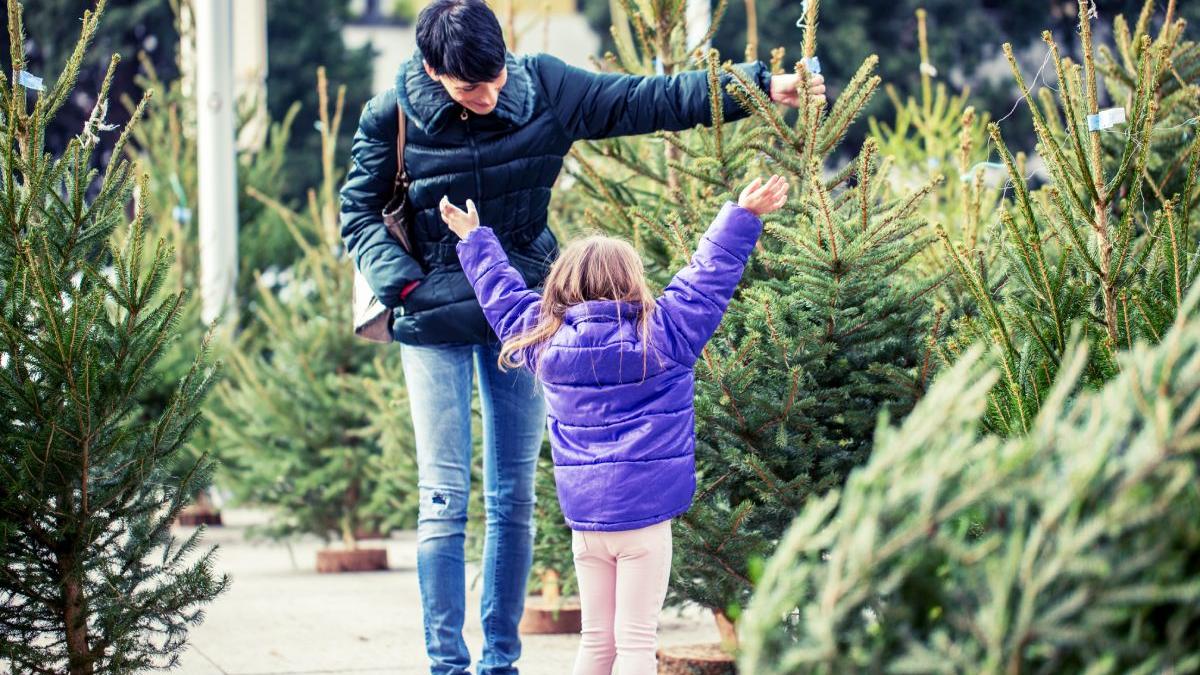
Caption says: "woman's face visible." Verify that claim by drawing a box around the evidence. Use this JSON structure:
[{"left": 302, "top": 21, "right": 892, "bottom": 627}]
[{"left": 424, "top": 62, "right": 508, "bottom": 116}]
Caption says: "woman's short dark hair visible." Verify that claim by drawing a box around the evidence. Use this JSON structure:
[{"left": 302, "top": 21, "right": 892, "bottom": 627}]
[{"left": 416, "top": 0, "right": 507, "bottom": 83}]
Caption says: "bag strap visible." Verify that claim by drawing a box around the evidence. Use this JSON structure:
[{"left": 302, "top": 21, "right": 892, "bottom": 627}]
[{"left": 395, "top": 102, "right": 407, "bottom": 182}]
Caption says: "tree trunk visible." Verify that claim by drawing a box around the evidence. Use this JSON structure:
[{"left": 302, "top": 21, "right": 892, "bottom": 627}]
[
  {"left": 60, "top": 555, "right": 93, "bottom": 675},
  {"left": 657, "top": 35, "right": 682, "bottom": 195},
  {"left": 541, "top": 568, "right": 561, "bottom": 604},
  {"left": 341, "top": 474, "right": 360, "bottom": 551},
  {"left": 713, "top": 608, "right": 738, "bottom": 649},
  {"left": 658, "top": 643, "right": 736, "bottom": 675}
]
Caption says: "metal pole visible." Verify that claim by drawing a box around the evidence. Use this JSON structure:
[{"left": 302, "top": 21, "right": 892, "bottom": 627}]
[
  {"left": 195, "top": 0, "right": 239, "bottom": 326},
  {"left": 233, "top": 0, "right": 269, "bottom": 151}
]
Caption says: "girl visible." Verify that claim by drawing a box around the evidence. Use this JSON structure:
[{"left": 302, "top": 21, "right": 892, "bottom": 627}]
[{"left": 439, "top": 176, "right": 788, "bottom": 675}]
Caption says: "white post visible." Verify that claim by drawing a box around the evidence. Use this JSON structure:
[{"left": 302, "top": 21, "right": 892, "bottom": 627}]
[
  {"left": 686, "top": 0, "right": 712, "bottom": 55},
  {"left": 178, "top": 4, "right": 195, "bottom": 133},
  {"left": 195, "top": 0, "right": 239, "bottom": 326},
  {"left": 233, "top": 0, "right": 269, "bottom": 151}
]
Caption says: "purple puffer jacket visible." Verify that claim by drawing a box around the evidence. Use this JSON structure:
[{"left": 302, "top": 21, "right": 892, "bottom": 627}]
[{"left": 456, "top": 201, "right": 763, "bottom": 531}]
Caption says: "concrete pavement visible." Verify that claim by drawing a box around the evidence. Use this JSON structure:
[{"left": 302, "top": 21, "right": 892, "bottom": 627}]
[{"left": 172, "top": 509, "right": 718, "bottom": 674}]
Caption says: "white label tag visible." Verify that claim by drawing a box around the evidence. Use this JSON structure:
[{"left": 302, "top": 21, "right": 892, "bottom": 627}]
[
  {"left": 16, "top": 70, "right": 45, "bottom": 91},
  {"left": 1087, "top": 107, "right": 1126, "bottom": 131}
]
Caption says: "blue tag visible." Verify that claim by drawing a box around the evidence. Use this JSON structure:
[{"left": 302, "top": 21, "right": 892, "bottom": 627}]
[
  {"left": 804, "top": 56, "right": 822, "bottom": 75},
  {"left": 172, "top": 206, "right": 193, "bottom": 224},
  {"left": 17, "top": 70, "right": 45, "bottom": 91}
]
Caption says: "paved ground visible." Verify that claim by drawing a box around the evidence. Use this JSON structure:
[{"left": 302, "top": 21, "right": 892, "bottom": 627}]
[{"left": 173, "top": 509, "right": 718, "bottom": 674}]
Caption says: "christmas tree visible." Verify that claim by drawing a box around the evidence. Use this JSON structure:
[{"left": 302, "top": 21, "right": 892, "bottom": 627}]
[
  {"left": 123, "top": 45, "right": 303, "bottom": 315},
  {"left": 205, "top": 70, "right": 415, "bottom": 551},
  {"left": 264, "top": 0, "right": 376, "bottom": 202},
  {"left": 121, "top": 37, "right": 301, "bottom": 407},
  {"left": 0, "top": 0, "right": 179, "bottom": 161},
  {"left": 1096, "top": 0, "right": 1200, "bottom": 211},
  {"left": 359, "top": 362, "right": 423, "bottom": 536},
  {"left": 117, "top": 6, "right": 305, "bottom": 516},
  {"left": 868, "top": 8, "right": 1004, "bottom": 317},
  {"left": 0, "top": 1, "right": 227, "bottom": 671},
  {"left": 527, "top": 452, "right": 577, "bottom": 604},
  {"left": 566, "top": 0, "right": 939, "bottom": 643},
  {"left": 940, "top": 0, "right": 1200, "bottom": 436},
  {"left": 738, "top": 288, "right": 1200, "bottom": 674}
]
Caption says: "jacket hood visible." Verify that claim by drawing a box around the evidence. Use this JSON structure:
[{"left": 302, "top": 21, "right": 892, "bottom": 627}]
[{"left": 563, "top": 300, "right": 645, "bottom": 326}]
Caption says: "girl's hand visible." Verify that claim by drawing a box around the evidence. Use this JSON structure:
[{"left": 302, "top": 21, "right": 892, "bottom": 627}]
[
  {"left": 738, "top": 175, "right": 789, "bottom": 216},
  {"left": 439, "top": 196, "right": 480, "bottom": 239}
]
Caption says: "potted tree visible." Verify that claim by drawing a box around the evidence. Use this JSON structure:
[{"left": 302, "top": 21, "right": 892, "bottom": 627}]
[
  {"left": 519, "top": 455, "right": 583, "bottom": 634},
  {"left": 207, "top": 70, "right": 415, "bottom": 573},
  {"left": 120, "top": 3, "right": 305, "bottom": 528}
]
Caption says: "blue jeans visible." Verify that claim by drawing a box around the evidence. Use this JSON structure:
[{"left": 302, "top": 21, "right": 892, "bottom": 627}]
[{"left": 401, "top": 342, "right": 546, "bottom": 675}]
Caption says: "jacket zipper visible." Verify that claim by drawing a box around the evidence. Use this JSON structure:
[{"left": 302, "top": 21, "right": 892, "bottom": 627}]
[{"left": 463, "top": 109, "right": 483, "bottom": 199}]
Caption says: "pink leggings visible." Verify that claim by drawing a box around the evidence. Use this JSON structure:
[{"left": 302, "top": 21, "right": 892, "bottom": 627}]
[{"left": 571, "top": 519, "right": 673, "bottom": 675}]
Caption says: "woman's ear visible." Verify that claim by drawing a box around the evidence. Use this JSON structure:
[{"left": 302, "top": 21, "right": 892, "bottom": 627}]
[{"left": 423, "top": 60, "right": 440, "bottom": 82}]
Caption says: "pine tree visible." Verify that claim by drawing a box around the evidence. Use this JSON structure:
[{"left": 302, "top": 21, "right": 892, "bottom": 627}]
[
  {"left": 265, "top": 0, "right": 375, "bottom": 202},
  {"left": 1096, "top": 0, "right": 1199, "bottom": 211},
  {"left": 359, "top": 364, "right": 423, "bottom": 536},
  {"left": 940, "top": 0, "right": 1200, "bottom": 436},
  {"left": 0, "top": 1, "right": 227, "bottom": 671},
  {"left": 529, "top": 453, "right": 577, "bottom": 599},
  {"left": 738, "top": 289, "right": 1200, "bottom": 675},
  {"left": 121, "top": 38, "right": 300, "bottom": 403},
  {"left": 117, "top": 6, "right": 305, "bottom": 510},
  {"left": 868, "top": 8, "right": 1004, "bottom": 317},
  {"left": 123, "top": 52, "right": 302, "bottom": 316},
  {"left": 0, "top": 0, "right": 179, "bottom": 160},
  {"left": 205, "top": 70, "right": 416, "bottom": 549},
  {"left": 566, "top": 0, "right": 939, "bottom": 640},
  {"left": 121, "top": 0, "right": 305, "bottom": 329}
]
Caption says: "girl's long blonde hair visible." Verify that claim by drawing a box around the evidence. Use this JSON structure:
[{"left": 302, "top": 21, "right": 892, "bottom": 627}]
[{"left": 499, "top": 235, "right": 656, "bottom": 372}]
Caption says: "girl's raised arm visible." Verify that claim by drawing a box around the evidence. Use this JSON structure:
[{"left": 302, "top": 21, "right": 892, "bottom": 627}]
[{"left": 654, "top": 176, "right": 787, "bottom": 363}]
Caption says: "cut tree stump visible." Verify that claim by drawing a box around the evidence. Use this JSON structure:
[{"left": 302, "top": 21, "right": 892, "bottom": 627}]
[
  {"left": 316, "top": 548, "right": 388, "bottom": 573},
  {"left": 175, "top": 504, "right": 223, "bottom": 527},
  {"left": 656, "top": 643, "right": 736, "bottom": 675},
  {"left": 519, "top": 595, "right": 582, "bottom": 634}
]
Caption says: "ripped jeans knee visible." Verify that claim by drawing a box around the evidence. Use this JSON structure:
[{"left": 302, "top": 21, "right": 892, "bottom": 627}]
[{"left": 417, "top": 486, "right": 469, "bottom": 543}]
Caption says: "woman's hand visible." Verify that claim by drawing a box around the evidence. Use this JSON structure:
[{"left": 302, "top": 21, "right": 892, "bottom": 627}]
[
  {"left": 738, "top": 175, "right": 789, "bottom": 217},
  {"left": 769, "top": 70, "right": 826, "bottom": 108},
  {"left": 439, "top": 196, "right": 480, "bottom": 239}
]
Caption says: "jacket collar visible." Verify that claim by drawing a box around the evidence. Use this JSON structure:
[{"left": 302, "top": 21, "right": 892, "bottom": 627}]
[
  {"left": 395, "top": 49, "right": 535, "bottom": 135},
  {"left": 563, "top": 300, "right": 644, "bottom": 326}
]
